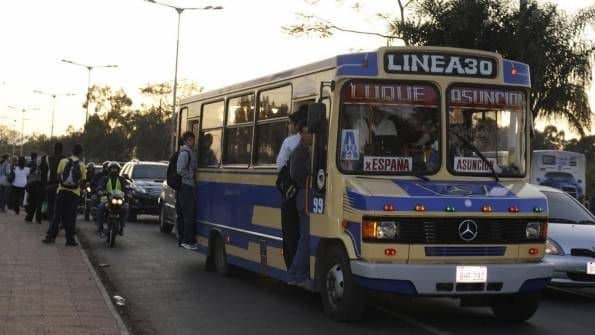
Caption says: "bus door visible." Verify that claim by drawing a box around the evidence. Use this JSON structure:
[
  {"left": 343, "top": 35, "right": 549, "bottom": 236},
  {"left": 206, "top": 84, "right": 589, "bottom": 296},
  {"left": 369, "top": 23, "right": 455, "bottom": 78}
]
[{"left": 310, "top": 97, "right": 331, "bottom": 215}]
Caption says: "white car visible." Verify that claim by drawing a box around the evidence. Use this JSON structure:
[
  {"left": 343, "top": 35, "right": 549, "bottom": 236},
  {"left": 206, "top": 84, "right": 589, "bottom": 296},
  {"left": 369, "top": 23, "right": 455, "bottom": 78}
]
[{"left": 540, "top": 185, "right": 595, "bottom": 286}]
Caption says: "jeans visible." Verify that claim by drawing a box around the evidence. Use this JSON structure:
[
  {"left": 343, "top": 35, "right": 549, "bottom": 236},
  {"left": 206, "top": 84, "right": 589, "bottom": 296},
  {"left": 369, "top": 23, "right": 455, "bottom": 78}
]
[
  {"left": 287, "top": 189, "right": 309, "bottom": 283},
  {"left": 0, "top": 184, "right": 9, "bottom": 210},
  {"left": 46, "top": 190, "right": 80, "bottom": 243},
  {"left": 10, "top": 186, "right": 25, "bottom": 214},
  {"left": 175, "top": 190, "right": 184, "bottom": 245},
  {"left": 46, "top": 185, "right": 58, "bottom": 221},
  {"left": 25, "top": 181, "right": 43, "bottom": 222},
  {"left": 178, "top": 183, "right": 196, "bottom": 244},
  {"left": 97, "top": 202, "right": 128, "bottom": 232},
  {"left": 281, "top": 196, "right": 299, "bottom": 269}
]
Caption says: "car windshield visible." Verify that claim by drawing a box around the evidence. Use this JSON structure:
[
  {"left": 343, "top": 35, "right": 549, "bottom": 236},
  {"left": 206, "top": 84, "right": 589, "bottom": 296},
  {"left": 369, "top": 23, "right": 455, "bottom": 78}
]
[
  {"left": 338, "top": 81, "right": 440, "bottom": 175},
  {"left": 448, "top": 86, "right": 527, "bottom": 177},
  {"left": 131, "top": 164, "right": 167, "bottom": 180},
  {"left": 543, "top": 191, "right": 595, "bottom": 224}
]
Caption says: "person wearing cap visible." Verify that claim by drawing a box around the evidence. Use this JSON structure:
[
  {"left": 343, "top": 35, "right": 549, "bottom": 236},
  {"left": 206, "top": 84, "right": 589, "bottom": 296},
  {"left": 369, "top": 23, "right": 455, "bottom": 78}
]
[{"left": 276, "top": 104, "right": 307, "bottom": 269}]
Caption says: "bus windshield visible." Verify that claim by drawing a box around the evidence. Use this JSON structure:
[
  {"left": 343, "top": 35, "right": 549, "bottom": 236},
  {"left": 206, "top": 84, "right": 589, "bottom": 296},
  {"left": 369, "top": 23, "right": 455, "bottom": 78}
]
[
  {"left": 447, "top": 86, "right": 527, "bottom": 177},
  {"left": 338, "top": 81, "right": 440, "bottom": 175}
]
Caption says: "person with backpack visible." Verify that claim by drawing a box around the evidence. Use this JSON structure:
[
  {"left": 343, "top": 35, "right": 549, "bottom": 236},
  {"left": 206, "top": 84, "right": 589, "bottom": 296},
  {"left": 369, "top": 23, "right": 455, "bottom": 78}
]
[
  {"left": 172, "top": 131, "right": 198, "bottom": 249},
  {"left": 275, "top": 106, "right": 307, "bottom": 268},
  {"left": 0, "top": 154, "right": 11, "bottom": 213},
  {"left": 10, "top": 156, "right": 30, "bottom": 215},
  {"left": 25, "top": 152, "right": 43, "bottom": 223},
  {"left": 43, "top": 144, "right": 87, "bottom": 246},
  {"left": 40, "top": 142, "right": 65, "bottom": 222}
]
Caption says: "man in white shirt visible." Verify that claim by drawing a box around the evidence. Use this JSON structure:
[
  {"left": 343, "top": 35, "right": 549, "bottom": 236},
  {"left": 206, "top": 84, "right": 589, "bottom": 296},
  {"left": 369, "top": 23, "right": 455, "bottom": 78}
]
[
  {"left": 353, "top": 107, "right": 397, "bottom": 153},
  {"left": 276, "top": 105, "right": 307, "bottom": 269}
]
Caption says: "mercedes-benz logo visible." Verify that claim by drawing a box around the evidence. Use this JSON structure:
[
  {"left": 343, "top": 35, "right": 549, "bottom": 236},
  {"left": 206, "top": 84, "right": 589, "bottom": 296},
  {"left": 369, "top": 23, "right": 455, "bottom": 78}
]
[{"left": 458, "top": 219, "right": 479, "bottom": 242}]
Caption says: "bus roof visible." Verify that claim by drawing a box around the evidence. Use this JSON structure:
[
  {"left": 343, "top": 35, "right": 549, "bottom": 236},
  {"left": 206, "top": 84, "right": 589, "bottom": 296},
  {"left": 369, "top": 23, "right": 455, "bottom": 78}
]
[{"left": 180, "top": 46, "right": 530, "bottom": 104}]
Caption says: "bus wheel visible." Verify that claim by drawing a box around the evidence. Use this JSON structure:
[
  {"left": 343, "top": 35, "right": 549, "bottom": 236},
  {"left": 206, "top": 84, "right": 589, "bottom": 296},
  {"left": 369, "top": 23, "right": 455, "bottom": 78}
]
[
  {"left": 212, "top": 235, "right": 230, "bottom": 276},
  {"left": 490, "top": 292, "right": 540, "bottom": 322},
  {"left": 320, "top": 244, "right": 364, "bottom": 322}
]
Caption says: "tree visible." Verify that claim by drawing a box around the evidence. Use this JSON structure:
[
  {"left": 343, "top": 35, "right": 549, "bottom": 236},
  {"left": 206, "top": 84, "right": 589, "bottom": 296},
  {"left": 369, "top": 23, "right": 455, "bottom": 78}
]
[
  {"left": 285, "top": 0, "right": 595, "bottom": 135},
  {"left": 533, "top": 125, "right": 566, "bottom": 150}
]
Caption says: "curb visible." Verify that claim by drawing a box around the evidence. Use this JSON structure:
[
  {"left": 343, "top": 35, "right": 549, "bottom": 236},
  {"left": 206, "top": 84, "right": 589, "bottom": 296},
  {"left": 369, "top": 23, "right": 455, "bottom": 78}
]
[{"left": 77, "top": 237, "right": 130, "bottom": 335}]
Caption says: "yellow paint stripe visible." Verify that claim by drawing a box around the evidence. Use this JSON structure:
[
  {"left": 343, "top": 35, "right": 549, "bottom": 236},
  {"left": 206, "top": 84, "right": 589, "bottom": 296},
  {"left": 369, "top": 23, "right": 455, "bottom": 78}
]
[
  {"left": 197, "top": 170, "right": 276, "bottom": 186},
  {"left": 252, "top": 206, "right": 281, "bottom": 230}
]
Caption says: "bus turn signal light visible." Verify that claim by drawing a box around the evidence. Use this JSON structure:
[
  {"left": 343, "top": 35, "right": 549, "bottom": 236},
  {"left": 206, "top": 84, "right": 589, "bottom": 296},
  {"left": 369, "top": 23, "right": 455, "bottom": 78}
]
[
  {"left": 482, "top": 205, "right": 493, "bottom": 213},
  {"left": 508, "top": 206, "right": 520, "bottom": 213},
  {"left": 528, "top": 248, "right": 539, "bottom": 256},
  {"left": 384, "top": 248, "right": 397, "bottom": 256},
  {"left": 362, "top": 220, "right": 378, "bottom": 239},
  {"left": 415, "top": 204, "right": 425, "bottom": 212},
  {"left": 383, "top": 204, "right": 395, "bottom": 211}
]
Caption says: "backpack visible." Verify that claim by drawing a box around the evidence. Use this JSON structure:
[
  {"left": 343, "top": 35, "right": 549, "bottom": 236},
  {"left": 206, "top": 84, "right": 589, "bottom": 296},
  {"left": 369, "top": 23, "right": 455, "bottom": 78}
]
[
  {"left": 167, "top": 149, "right": 192, "bottom": 190},
  {"left": 275, "top": 163, "right": 297, "bottom": 201},
  {"left": 60, "top": 159, "right": 82, "bottom": 189}
]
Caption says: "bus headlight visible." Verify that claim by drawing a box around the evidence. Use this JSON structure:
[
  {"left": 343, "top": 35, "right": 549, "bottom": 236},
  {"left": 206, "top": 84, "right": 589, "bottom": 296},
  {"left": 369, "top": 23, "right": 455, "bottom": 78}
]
[
  {"left": 526, "top": 221, "right": 547, "bottom": 240},
  {"left": 362, "top": 219, "right": 399, "bottom": 240}
]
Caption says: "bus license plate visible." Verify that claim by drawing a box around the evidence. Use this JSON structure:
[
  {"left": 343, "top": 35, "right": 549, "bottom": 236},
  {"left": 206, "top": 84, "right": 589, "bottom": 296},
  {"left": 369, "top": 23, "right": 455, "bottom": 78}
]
[
  {"left": 587, "top": 262, "right": 595, "bottom": 275},
  {"left": 456, "top": 266, "right": 487, "bottom": 283}
]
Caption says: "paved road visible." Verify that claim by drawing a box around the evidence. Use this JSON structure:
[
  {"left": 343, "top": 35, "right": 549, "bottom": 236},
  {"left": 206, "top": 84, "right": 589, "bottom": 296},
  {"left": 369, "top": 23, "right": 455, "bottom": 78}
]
[{"left": 76, "top": 217, "right": 595, "bottom": 335}]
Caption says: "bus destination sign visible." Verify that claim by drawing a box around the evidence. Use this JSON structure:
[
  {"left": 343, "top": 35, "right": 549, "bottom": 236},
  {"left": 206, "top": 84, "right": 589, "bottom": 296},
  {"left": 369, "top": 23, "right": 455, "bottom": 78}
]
[{"left": 384, "top": 52, "right": 497, "bottom": 78}]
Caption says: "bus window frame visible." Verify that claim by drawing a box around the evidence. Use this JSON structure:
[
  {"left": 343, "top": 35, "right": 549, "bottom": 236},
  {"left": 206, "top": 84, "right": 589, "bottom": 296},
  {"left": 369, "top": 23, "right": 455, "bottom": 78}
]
[
  {"left": 335, "top": 79, "right": 443, "bottom": 177},
  {"left": 199, "top": 99, "right": 225, "bottom": 168},
  {"left": 445, "top": 83, "right": 529, "bottom": 178},
  {"left": 253, "top": 84, "right": 294, "bottom": 168},
  {"left": 178, "top": 106, "right": 188, "bottom": 137},
  {"left": 222, "top": 92, "right": 256, "bottom": 168}
]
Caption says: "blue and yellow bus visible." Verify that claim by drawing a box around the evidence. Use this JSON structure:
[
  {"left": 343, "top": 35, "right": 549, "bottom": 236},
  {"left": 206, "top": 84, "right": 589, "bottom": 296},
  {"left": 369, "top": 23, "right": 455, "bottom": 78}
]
[{"left": 175, "top": 47, "right": 551, "bottom": 321}]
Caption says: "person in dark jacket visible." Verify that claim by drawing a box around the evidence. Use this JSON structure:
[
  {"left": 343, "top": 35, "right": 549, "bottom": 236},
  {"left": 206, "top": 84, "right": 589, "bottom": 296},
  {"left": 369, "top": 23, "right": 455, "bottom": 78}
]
[
  {"left": 40, "top": 142, "right": 64, "bottom": 222},
  {"left": 286, "top": 121, "right": 312, "bottom": 286},
  {"left": 25, "top": 152, "right": 43, "bottom": 223}
]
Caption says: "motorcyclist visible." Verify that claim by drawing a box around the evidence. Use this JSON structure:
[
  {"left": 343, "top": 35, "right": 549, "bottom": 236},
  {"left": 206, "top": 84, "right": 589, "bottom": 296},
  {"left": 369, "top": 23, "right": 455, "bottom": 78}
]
[
  {"left": 96, "top": 162, "right": 130, "bottom": 235},
  {"left": 91, "top": 161, "right": 109, "bottom": 191}
]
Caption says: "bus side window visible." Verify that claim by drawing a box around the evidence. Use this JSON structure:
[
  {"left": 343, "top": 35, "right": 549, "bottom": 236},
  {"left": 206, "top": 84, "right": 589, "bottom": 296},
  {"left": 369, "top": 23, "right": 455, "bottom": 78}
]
[
  {"left": 199, "top": 101, "right": 224, "bottom": 167},
  {"left": 254, "top": 85, "right": 292, "bottom": 165},
  {"left": 223, "top": 94, "right": 254, "bottom": 165}
]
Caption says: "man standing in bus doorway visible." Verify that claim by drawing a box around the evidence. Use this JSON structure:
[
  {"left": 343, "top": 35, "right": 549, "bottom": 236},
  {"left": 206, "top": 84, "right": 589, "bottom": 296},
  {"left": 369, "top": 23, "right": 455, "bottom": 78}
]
[
  {"left": 287, "top": 120, "right": 313, "bottom": 286},
  {"left": 177, "top": 131, "right": 199, "bottom": 250},
  {"left": 276, "top": 106, "right": 307, "bottom": 269}
]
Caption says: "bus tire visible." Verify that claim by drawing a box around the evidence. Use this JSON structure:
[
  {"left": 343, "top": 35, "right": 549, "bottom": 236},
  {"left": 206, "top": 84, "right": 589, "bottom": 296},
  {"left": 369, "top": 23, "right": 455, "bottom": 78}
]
[
  {"left": 319, "top": 244, "right": 364, "bottom": 322},
  {"left": 490, "top": 292, "right": 540, "bottom": 322},
  {"left": 212, "top": 234, "right": 230, "bottom": 276}
]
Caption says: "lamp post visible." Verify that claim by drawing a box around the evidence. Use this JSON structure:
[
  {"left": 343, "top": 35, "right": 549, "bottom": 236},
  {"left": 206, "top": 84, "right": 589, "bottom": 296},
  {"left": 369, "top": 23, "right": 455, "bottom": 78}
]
[
  {"left": 33, "top": 90, "right": 76, "bottom": 140},
  {"left": 7, "top": 106, "right": 37, "bottom": 156},
  {"left": 144, "top": 0, "right": 223, "bottom": 153},
  {"left": 60, "top": 59, "right": 118, "bottom": 129}
]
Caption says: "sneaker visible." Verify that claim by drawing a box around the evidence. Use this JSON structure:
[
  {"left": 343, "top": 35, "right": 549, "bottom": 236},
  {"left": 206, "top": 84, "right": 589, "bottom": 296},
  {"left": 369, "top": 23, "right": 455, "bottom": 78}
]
[
  {"left": 65, "top": 241, "right": 79, "bottom": 247},
  {"left": 42, "top": 237, "right": 55, "bottom": 244},
  {"left": 182, "top": 243, "right": 199, "bottom": 250}
]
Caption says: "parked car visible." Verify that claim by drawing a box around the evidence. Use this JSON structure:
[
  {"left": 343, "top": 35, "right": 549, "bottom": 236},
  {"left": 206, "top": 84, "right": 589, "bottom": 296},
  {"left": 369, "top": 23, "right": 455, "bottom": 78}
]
[
  {"left": 540, "top": 185, "right": 595, "bottom": 286},
  {"left": 158, "top": 181, "right": 176, "bottom": 234},
  {"left": 120, "top": 161, "right": 167, "bottom": 222}
]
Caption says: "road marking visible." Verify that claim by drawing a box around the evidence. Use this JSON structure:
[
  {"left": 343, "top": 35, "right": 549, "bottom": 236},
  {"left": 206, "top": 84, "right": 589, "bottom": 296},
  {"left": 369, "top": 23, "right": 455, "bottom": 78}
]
[{"left": 375, "top": 305, "right": 452, "bottom": 335}]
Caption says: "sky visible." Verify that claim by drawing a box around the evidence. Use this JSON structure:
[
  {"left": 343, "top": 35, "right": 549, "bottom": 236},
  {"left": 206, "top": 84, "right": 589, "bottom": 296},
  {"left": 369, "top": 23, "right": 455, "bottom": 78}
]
[{"left": 0, "top": 0, "right": 593, "bottom": 139}]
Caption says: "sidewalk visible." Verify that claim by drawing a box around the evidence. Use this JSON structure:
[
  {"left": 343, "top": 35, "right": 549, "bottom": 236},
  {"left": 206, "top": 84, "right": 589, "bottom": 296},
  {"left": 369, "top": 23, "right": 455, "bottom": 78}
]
[{"left": 0, "top": 211, "right": 126, "bottom": 335}]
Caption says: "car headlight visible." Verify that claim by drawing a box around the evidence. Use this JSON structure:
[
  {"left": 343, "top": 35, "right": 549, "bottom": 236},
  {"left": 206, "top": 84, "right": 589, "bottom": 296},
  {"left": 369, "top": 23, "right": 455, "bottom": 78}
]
[
  {"left": 526, "top": 221, "right": 547, "bottom": 240},
  {"left": 545, "top": 238, "right": 564, "bottom": 255},
  {"left": 362, "top": 219, "right": 399, "bottom": 240}
]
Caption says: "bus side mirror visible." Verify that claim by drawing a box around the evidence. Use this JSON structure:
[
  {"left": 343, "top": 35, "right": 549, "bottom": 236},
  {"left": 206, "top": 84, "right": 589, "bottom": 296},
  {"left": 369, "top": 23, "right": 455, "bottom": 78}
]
[{"left": 307, "top": 102, "right": 325, "bottom": 134}]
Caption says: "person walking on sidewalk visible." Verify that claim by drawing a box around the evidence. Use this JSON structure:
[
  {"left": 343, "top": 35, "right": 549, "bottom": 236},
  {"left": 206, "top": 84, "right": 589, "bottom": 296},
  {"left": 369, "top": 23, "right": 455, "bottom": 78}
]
[
  {"left": 0, "top": 154, "right": 11, "bottom": 212},
  {"left": 42, "top": 144, "right": 86, "bottom": 246},
  {"left": 25, "top": 152, "right": 44, "bottom": 223},
  {"left": 40, "top": 142, "right": 64, "bottom": 222},
  {"left": 10, "top": 157, "right": 29, "bottom": 215},
  {"left": 177, "top": 131, "right": 198, "bottom": 250}
]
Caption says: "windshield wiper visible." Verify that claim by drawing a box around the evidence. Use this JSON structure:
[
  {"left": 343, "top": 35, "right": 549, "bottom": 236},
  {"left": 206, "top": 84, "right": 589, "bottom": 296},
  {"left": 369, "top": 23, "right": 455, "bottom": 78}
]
[{"left": 450, "top": 131, "right": 499, "bottom": 182}]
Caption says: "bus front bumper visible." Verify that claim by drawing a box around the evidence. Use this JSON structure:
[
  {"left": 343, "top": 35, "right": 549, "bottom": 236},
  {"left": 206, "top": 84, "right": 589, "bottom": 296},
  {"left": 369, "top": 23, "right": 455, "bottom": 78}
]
[{"left": 350, "top": 261, "right": 553, "bottom": 295}]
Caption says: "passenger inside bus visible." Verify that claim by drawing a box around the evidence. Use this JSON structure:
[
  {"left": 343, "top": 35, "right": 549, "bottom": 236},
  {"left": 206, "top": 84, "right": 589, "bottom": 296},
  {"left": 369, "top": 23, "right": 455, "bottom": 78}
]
[{"left": 198, "top": 133, "right": 218, "bottom": 166}]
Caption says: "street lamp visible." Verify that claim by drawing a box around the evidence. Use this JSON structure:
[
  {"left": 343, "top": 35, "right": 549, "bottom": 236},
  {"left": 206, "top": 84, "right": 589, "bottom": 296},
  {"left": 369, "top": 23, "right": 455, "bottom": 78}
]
[
  {"left": 60, "top": 59, "right": 118, "bottom": 128},
  {"left": 34, "top": 90, "right": 76, "bottom": 140},
  {"left": 8, "top": 105, "right": 37, "bottom": 156},
  {"left": 144, "top": 0, "right": 223, "bottom": 153}
]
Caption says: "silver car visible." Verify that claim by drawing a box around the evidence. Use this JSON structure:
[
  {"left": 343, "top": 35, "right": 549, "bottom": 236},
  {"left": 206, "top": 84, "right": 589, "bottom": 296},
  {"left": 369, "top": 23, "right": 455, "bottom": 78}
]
[{"left": 540, "top": 186, "right": 595, "bottom": 286}]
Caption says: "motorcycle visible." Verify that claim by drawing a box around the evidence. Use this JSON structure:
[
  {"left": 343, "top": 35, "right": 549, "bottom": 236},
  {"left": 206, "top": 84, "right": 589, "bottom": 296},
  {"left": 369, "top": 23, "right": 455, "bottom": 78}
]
[{"left": 105, "top": 190, "right": 125, "bottom": 248}]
